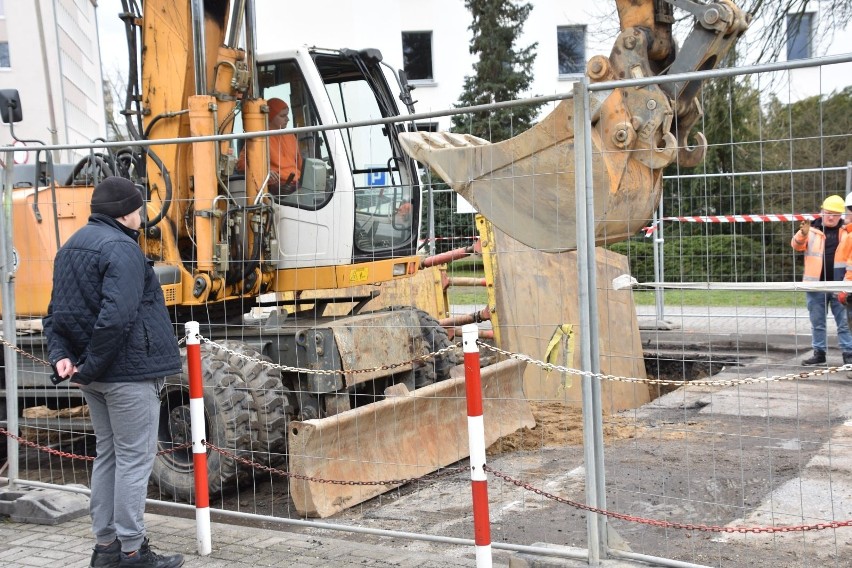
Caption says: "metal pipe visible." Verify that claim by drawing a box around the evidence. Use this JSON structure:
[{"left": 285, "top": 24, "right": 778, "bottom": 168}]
[
  {"left": 846, "top": 161, "right": 851, "bottom": 197},
  {"left": 608, "top": 548, "right": 713, "bottom": 568},
  {"left": 439, "top": 307, "right": 490, "bottom": 327},
  {"left": 578, "top": 76, "right": 609, "bottom": 558},
  {"left": 573, "top": 79, "right": 600, "bottom": 566},
  {"left": 1, "top": 152, "right": 19, "bottom": 487},
  {"left": 654, "top": 198, "right": 665, "bottom": 322},
  {"left": 191, "top": 0, "right": 208, "bottom": 95},
  {"left": 16, "top": 51, "right": 852, "bottom": 156},
  {"left": 35, "top": 0, "right": 60, "bottom": 162},
  {"left": 224, "top": 0, "right": 246, "bottom": 49},
  {"left": 428, "top": 183, "right": 436, "bottom": 257},
  {"left": 245, "top": 0, "right": 259, "bottom": 98},
  {"left": 445, "top": 277, "right": 486, "bottom": 287},
  {"left": 421, "top": 244, "right": 477, "bottom": 268},
  {"left": 10, "top": 479, "right": 590, "bottom": 561},
  {"left": 669, "top": 165, "right": 850, "bottom": 180}
]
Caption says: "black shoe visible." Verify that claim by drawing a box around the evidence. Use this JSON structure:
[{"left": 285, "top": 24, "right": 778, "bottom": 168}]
[
  {"left": 118, "top": 538, "right": 184, "bottom": 568},
  {"left": 802, "top": 350, "right": 827, "bottom": 366},
  {"left": 91, "top": 539, "right": 121, "bottom": 568},
  {"left": 843, "top": 352, "right": 852, "bottom": 366}
]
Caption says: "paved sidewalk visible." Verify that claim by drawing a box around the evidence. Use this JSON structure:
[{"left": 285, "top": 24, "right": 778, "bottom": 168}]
[{"left": 0, "top": 509, "right": 506, "bottom": 568}]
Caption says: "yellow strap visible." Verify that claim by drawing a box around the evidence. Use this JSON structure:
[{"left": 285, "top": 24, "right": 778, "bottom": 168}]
[
  {"left": 545, "top": 323, "right": 574, "bottom": 374},
  {"left": 545, "top": 324, "right": 575, "bottom": 395}
]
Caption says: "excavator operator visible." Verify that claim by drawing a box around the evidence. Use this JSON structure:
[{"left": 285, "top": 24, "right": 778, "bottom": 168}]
[{"left": 237, "top": 97, "right": 303, "bottom": 195}]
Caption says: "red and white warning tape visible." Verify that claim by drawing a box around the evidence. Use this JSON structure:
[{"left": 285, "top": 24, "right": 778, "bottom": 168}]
[{"left": 644, "top": 213, "right": 819, "bottom": 235}]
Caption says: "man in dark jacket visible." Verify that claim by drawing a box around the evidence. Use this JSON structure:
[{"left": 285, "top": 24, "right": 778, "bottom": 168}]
[{"left": 43, "top": 177, "right": 184, "bottom": 568}]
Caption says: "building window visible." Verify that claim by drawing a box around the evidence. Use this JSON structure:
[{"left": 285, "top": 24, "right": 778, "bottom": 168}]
[
  {"left": 787, "top": 12, "right": 813, "bottom": 60},
  {"left": 0, "top": 42, "right": 10, "bottom": 68},
  {"left": 414, "top": 122, "right": 438, "bottom": 132},
  {"left": 402, "top": 31, "right": 433, "bottom": 82},
  {"left": 557, "top": 26, "right": 586, "bottom": 76}
]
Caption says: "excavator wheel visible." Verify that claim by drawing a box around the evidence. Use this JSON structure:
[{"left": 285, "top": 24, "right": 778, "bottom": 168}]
[
  {"left": 414, "top": 308, "right": 461, "bottom": 387},
  {"left": 213, "top": 340, "right": 292, "bottom": 466},
  {"left": 151, "top": 344, "right": 258, "bottom": 502},
  {"left": 371, "top": 306, "right": 460, "bottom": 388}
]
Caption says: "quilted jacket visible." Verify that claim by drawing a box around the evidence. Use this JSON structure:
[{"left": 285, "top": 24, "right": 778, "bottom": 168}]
[{"left": 43, "top": 214, "right": 181, "bottom": 384}]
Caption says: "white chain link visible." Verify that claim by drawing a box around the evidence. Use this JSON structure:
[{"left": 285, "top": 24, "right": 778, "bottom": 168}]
[
  {"left": 475, "top": 342, "right": 852, "bottom": 387},
  {"left": 185, "top": 333, "right": 850, "bottom": 388},
  {"left": 196, "top": 335, "right": 459, "bottom": 376}
]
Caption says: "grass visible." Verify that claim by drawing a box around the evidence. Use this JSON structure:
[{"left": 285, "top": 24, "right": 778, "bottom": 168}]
[
  {"left": 631, "top": 289, "right": 806, "bottom": 308},
  {"left": 442, "top": 259, "right": 807, "bottom": 308}
]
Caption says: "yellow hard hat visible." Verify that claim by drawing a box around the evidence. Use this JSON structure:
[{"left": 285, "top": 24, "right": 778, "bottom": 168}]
[{"left": 822, "top": 195, "right": 845, "bottom": 213}]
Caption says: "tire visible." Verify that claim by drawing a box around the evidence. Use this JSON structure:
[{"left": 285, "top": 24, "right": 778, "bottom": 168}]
[
  {"left": 151, "top": 343, "right": 258, "bottom": 502},
  {"left": 412, "top": 308, "right": 461, "bottom": 387},
  {"left": 367, "top": 306, "right": 460, "bottom": 388},
  {"left": 213, "top": 340, "right": 291, "bottom": 466}
]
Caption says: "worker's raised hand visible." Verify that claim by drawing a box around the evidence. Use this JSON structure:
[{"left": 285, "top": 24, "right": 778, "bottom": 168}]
[{"left": 800, "top": 219, "right": 811, "bottom": 234}]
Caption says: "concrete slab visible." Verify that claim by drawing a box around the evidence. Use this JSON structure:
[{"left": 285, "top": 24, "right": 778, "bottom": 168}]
[
  {"left": 0, "top": 485, "right": 89, "bottom": 525},
  {"left": 697, "top": 379, "right": 852, "bottom": 419}
]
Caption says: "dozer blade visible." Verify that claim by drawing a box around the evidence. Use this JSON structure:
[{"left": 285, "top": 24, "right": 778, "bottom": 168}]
[
  {"left": 399, "top": 95, "right": 664, "bottom": 253},
  {"left": 288, "top": 358, "right": 533, "bottom": 518}
]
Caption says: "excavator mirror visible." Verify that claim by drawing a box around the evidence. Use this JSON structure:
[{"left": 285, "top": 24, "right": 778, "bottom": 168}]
[{"left": 0, "top": 89, "right": 22, "bottom": 124}]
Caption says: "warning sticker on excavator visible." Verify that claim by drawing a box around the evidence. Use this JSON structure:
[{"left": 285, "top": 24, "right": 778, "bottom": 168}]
[{"left": 349, "top": 267, "right": 369, "bottom": 283}]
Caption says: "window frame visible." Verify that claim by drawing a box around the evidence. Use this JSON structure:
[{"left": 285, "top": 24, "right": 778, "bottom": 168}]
[
  {"left": 557, "top": 25, "right": 586, "bottom": 78},
  {"left": 401, "top": 30, "right": 435, "bottom": 84},
  {"left": 0, "top": 42, "right": 10, "bottom": 69},
  {"left": 786, "top": 12, "right": 814, "bottom": 61}
]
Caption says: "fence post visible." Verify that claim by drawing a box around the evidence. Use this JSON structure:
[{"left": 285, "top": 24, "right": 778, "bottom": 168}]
[
  {"left": 1, "top": 151, "right": 19, "bottom": 486},
  {"left": 185, "top": 321, "right": 211, "bottom": 556},
  {"left": 573, "top": 77, "right": 607, "bottom": 563},
  {"left": 462, "top": 323, "right": 492, "bottom": 568}
]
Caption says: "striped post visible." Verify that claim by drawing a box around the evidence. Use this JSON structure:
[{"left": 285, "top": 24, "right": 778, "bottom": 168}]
[
  {"left": 462, "top": 323, "right": 492, "bottom": 567},
  {"left": 185, "top": 321, "right": 212, "bottom": 556}
]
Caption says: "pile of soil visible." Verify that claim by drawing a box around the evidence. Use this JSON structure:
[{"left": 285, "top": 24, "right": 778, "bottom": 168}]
[{"left": 487, "top": 401, "right": 638, "bottom": 455}]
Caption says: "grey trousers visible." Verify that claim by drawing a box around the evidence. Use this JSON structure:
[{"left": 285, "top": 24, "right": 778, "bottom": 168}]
[{"left": 80, "top": 379, "right": 162, "bottom": 553}]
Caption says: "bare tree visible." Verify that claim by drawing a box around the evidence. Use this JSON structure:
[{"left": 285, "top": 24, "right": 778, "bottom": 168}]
[
  {"left": 744, "top": 0, "right": 852, "bottom": 62},
  {"left": 102, "top": 67, "right": 129, "bottom": 141}
]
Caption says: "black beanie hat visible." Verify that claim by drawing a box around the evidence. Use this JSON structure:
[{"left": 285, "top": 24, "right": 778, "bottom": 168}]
[{"left": 90, "top": 177, "right": 144, "bottom": 218}]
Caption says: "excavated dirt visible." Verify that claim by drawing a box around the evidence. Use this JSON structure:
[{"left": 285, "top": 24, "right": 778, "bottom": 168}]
[{"left": 486, "top": 401, "right": 639, "bottom": 455}]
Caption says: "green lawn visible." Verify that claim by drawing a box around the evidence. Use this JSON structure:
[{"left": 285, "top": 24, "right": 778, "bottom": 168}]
[
  {"left": 631, "top": 289, "right": 806, "bottom": 308},
  {"left": 443, "top": 259, "right": 807, "bottom": 308}
]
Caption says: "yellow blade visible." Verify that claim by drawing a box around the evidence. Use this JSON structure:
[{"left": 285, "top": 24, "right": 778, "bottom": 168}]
[{"left": 288, "top": 358, "right": 533, "bottom": 518}]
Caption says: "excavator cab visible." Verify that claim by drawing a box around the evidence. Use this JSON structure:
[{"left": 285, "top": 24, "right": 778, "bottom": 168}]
[{"left": 231, "top": 47, "right": 420, "bottom": 271}]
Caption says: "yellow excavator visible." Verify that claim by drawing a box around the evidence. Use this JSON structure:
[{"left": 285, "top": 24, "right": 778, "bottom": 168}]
[{"left": 0, "top": 0, "right": 747, "bottom": 518}]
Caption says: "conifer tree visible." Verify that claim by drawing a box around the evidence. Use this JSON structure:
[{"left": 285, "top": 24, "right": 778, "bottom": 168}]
[{"left": 451, "top": 0, "right": 541, "bottom": 142}]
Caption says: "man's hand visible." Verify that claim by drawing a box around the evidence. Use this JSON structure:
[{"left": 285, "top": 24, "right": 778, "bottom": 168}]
[
  {"left": 840, "top": 291, "right": 849, "bottom": 305},
  {"left": 800, "top": 219, "right": 811, "bottom": 234},
  {"left": 55, "top": 358, "right": 76, "bottom": 379}
]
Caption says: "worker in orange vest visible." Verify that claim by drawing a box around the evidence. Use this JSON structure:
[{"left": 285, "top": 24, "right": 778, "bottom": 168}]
[
  {"left": 791, "top": 194, "right": 852, "bottom": 366},
  {"left": 236, "top": 98, "right": 303, "bottom": 196}
]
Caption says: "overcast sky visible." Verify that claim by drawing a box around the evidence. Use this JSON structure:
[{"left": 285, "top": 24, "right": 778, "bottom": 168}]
[{"left": 96, "top": 5, "right": 128, "bottom": 80}]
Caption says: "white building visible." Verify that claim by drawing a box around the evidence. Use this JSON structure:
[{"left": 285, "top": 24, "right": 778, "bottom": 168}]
[
  {"left": 0, "top": 0, "right": 106, "bottom": 166},
  {"left": 266, "top": 0, "right": 613, "bottom": 130},
  {"left": 268, "top": 0, "right": 852, "bottom": 129}
]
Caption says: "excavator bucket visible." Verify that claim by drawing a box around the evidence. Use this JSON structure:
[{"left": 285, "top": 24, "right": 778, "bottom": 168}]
[
  {"left": 399, "top": 95, "right": 664, "bottom": 253},
  {"left": 288, "top": 358, "right": 533, "bottom": 518},
  {"left": 398, "top": 0, "right": 750, "bottom": 253}
]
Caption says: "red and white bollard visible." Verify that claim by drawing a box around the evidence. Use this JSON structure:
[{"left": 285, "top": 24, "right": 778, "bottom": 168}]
[
  {"left": 185, "top": 321, "right": 212, "bottom": 556},
  {"left": 462, "top": 323, "right": 492, "bottom": 567}
]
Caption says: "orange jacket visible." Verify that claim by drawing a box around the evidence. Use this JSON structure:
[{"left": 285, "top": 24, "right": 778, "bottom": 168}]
[
  {"left": 791, "top": 223, "right": 847, "bottom": 281},
  {"left": 236, "top": 133, "right": 303, "bottom": 185},
  {"left": 839, "top": 224, "right": 852, "bottom": 281}
]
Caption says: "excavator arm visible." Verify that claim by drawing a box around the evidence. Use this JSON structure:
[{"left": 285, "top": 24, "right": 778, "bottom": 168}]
[{"left": 399, "top": 0, "right": 749, "bottom": 252}]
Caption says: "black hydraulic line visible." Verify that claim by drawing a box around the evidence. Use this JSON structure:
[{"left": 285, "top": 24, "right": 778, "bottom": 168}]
[{"left": 139, "top": 146, "right": 173, "bottom": 229}]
